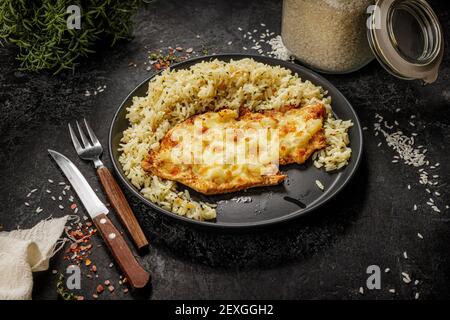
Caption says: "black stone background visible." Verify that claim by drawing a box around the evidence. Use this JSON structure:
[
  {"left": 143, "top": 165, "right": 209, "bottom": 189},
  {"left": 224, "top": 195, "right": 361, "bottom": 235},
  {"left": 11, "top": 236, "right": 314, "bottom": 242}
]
[{"left": 0, "top": 0, "right": 449, "bottom": 300}]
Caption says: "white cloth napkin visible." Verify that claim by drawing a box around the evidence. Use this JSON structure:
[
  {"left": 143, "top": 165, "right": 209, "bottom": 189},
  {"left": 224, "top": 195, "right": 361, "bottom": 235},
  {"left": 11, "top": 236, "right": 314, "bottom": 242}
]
[{"left": 0, "top": 216, "right": 68, "bottom": 300}]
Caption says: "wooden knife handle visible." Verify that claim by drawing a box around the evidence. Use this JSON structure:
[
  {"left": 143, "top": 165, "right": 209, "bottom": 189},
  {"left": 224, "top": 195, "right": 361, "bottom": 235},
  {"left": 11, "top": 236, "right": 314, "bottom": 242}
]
[
  {"left": 97, "top": 166, "right": 149, "bottom": 250},
  {"left": 93, "top": 213, "right": 150, "bottom": 289}
]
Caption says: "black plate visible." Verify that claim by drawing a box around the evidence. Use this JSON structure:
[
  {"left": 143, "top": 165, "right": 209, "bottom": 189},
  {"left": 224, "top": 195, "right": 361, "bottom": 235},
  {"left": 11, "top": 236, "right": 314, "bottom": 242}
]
[{"left": 109, "top": 54, "right": 363, "bottom": 229}]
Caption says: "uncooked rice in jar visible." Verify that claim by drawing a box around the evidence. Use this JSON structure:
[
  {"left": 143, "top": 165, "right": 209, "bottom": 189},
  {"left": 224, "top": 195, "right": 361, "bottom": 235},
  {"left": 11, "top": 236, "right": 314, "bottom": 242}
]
[{"left": 282, "top": 0, "right": 374, "bottom": 73}]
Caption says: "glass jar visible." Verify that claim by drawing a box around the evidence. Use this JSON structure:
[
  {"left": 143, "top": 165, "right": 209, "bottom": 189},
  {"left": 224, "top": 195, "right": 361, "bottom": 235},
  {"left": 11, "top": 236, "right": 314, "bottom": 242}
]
[
  {"left": 281, "top": 0, "right": 444, "bottom": 83},
  {"left": 367, "top": 0, "right": 444, "bottom": 83},
  {"left": 282, "top": 0, "right": 375, "bottom": 74}
]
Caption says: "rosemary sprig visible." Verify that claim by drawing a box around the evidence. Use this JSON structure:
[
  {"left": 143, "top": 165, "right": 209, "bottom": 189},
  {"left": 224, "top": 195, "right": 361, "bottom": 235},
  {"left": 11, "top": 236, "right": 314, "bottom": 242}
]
[{"left": 0, "top": 0, "right": 142, "bottom": 74}]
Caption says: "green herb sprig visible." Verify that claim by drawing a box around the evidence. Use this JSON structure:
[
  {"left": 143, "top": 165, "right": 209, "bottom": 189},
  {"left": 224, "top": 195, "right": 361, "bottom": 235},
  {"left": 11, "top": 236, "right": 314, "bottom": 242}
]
[{"left": 0, "top": 0, "right": 142, "bottom": 73}]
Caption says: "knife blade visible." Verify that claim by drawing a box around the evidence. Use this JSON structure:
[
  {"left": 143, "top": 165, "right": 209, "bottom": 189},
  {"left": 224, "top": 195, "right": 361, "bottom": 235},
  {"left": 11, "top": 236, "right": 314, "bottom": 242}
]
[
  {"left": 48, "top": 149, "right": 108, "bottom": 218},
  {"left": 48, "top": 149, "right": 150, "bottom": 288}
]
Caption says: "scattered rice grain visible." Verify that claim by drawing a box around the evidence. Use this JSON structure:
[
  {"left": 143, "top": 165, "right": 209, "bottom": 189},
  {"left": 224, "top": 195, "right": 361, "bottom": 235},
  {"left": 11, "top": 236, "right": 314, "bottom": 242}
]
[{"left": 315, "top": 180, "right": 325, "bottom": 191}]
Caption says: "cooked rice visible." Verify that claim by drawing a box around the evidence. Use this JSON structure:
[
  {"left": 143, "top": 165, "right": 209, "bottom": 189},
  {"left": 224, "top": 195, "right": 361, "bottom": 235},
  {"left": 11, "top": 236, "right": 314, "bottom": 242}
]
[
  {"left": 119, "top": 58, "right": 352, "bottom": 220},
  {"left": 313, "top": 107, "right": 353, "bottom": 171}
]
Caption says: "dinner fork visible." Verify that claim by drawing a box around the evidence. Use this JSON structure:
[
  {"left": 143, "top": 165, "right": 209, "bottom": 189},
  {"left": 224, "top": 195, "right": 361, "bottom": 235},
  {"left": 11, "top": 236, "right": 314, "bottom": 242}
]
[{"left": 69, "top": 119, "right": 149, "bottom": 251}]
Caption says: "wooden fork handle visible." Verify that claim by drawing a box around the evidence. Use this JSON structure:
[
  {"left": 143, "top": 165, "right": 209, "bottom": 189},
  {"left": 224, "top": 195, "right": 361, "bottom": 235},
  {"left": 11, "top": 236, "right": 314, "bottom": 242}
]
[
  {"left": 97, "top": 166, "right": 149, "bottom": 251},
  {"left": 93, "top": 213, "right": 150, "bottom": 288}
]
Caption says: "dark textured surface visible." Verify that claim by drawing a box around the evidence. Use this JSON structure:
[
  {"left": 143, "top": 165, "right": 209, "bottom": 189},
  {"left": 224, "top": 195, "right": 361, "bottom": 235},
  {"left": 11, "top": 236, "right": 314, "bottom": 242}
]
[{"left": 0, "top": 0, "right": 449, "bottom": 300}]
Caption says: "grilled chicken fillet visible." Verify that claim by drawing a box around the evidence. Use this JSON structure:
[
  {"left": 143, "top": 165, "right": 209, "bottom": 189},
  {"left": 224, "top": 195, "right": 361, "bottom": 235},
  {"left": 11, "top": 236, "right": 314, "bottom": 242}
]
[{"left": 142, "top": 103, "right": 326, "bottom": 195}]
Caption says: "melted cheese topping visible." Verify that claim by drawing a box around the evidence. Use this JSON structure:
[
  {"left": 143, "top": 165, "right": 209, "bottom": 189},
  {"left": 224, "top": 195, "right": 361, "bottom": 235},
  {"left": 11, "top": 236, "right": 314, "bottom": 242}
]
[
  {"left": 142, "top": 104, "right": 326, "bottom": 194},
  {"left": 166, "top": 109, "right": 280, "bottom": 184}
]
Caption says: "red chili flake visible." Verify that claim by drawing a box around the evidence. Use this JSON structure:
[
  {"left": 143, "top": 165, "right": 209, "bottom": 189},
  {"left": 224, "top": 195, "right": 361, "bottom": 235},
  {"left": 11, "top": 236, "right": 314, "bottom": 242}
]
[
  {"left": 104, "top": 280, "right": 111, "bottom": 286},
  {"left": 96, "top": 284, "right": 104, "bottom": 294},
  {"left": 70, "top": 203, "right": 77, "bottom": 210},
  {"left": 70, "top": 230, "right": 84, "bottom": 239},
  {"left": 80, "top": 244, "right": 92, "bottom": 251},
  {"left": 90, "top": 265, "right": 97, "bottom": 273},
  {"left": 108, "top": 285, "right": 115, "bottom": 293}
]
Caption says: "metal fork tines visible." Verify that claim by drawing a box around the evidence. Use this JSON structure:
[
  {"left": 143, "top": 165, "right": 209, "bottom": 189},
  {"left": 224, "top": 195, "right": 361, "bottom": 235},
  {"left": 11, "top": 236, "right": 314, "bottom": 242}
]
[
  {"left": 69, "top": 119, "right": 104, "bottom": 168},
  {"left": 68, "top": 118, "right": 150, "bottom": 250}
]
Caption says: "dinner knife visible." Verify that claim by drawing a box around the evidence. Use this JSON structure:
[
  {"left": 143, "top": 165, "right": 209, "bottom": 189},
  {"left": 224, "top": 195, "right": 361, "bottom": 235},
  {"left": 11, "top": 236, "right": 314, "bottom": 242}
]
[{"left": 48, "top": 149, "right": 150, "bottom": 289}]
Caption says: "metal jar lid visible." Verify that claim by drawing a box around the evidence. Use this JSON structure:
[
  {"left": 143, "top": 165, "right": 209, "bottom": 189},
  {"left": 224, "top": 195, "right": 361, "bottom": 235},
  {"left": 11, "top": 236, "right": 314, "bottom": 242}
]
[{"left": 367, "top": 0, "right": 444, "bottom": 84}]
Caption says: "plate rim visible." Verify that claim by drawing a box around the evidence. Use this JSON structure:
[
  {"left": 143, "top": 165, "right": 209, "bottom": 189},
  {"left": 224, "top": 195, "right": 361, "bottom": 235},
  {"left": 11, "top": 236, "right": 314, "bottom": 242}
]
[{"left": 108, "top": 53, "right": 364, "bottom": 229}]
